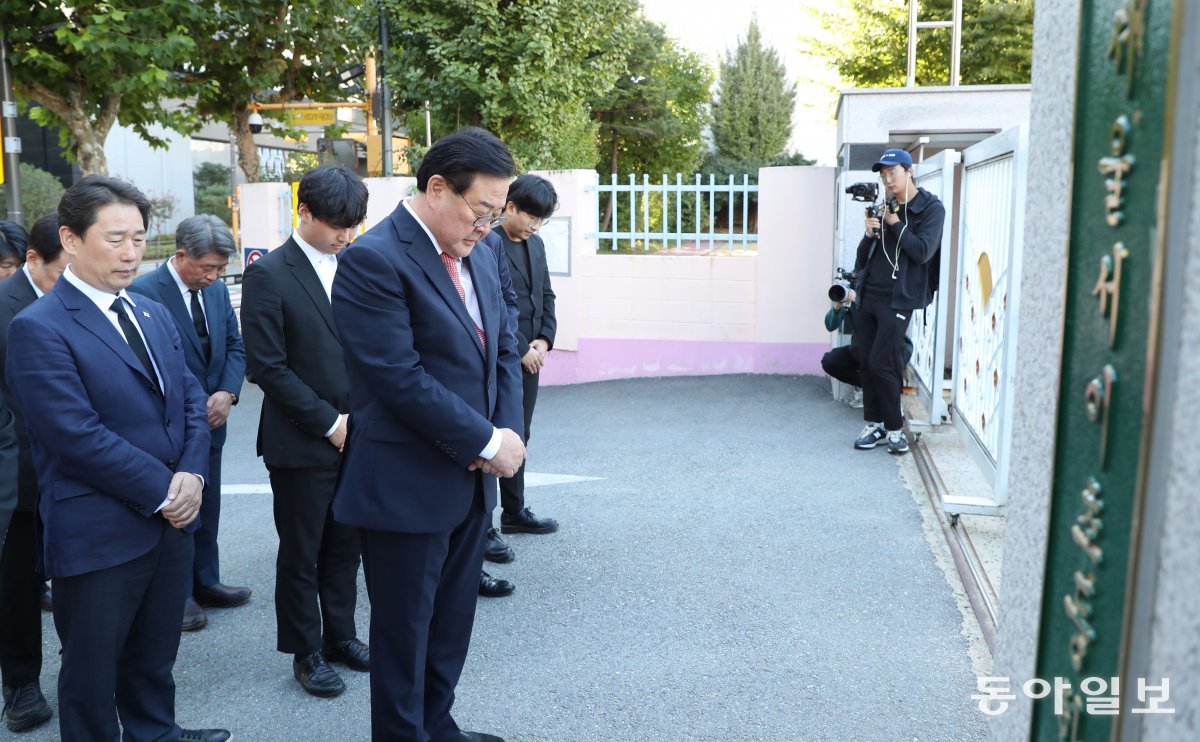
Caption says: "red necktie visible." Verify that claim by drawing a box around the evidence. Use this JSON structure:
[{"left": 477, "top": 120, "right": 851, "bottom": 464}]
[{"left": 440, "top": 252, "right": 486, "bottom": 351}]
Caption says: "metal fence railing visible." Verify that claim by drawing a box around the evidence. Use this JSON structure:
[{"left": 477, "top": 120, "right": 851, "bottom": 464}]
[
  {"left": 587, "top": 174, "right": 758, "bottom": 252},
  {"left": 950, "top": 126, "right": 1029, "bottom": 509}
]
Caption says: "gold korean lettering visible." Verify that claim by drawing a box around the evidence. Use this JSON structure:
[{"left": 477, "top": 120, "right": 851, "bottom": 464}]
[
  {"left": 1065, "top": 479, "right": 1103, "bottom": 672},
  {"left": 1097, "top": 116, "right": 1135, "bottom": 227},
  {"left": 1085, "top": 367, "right": 1118, "bottom": 469},
  {"left": 1091, "top": 243, "right": 1129, "bottom": 347},
  {"left": 1106, "top": 0, "right": 1147, "bottom": 97}
]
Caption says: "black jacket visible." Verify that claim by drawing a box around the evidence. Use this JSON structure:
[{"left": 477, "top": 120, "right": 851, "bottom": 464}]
[
  {"left": 0, "top": 270, "right": 40, "bottom": 512},
  {"left": 853, "top": 187, "right": 945, "bottom": 311},
  {"left": 241, "top": 238, "right": 349, "bottom": 470}
]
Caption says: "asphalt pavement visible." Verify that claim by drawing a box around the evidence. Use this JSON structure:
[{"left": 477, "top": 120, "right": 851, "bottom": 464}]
[{"left": 10, "top": 375, "right": 988, "bottom": 741}]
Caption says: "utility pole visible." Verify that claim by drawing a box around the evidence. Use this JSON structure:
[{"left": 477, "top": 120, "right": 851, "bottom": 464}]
[
  {"left": 0, "top": 32, "right": 23, "bottom": 226},
  {"left": 379, "top": 7, "right": 393, "bottom": 177}
]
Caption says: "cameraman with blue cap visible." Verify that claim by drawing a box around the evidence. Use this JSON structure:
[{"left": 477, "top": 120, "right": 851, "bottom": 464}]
[{"left": 849, "top": 148, "right": 945, "bottom": 455}]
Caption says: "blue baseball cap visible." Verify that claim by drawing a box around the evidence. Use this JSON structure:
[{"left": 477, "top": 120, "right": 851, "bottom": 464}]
[{"left": 871, "top": 148, "right": 913, "bottom": 172}]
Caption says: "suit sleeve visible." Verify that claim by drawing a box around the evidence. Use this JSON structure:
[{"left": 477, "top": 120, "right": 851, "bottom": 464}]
[
  {"left": 241, "top": 262, "right": 340, "bottom": 437},
  {"left": 332, "top": 245, "right": 496, "bottom": 467},
  {"left": 5, "top": 314, "right": 178, "bottom": 515},
  {"left": 484, "top": 233, "right": 520, "bottom": 340},
  {"left": 216, "top": 283, "right": 246, "bottom": 397},
  {"left": 159, "top": 306, "right": 213, "bottom": 481},
  {"left": 536, "top": 245, "right": 557, "bottom": 350},
  {"left": 0, "top": 389, "right": 17, "bottom": 551}
]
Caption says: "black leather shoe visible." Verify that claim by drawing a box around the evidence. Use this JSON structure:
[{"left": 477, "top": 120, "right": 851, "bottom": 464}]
[
  {"left": 39, "top": 582, "right": 51, "bottom": 613},
  {"left": 479, "top": 571, "right": 515, "bottom": 598},
  {"left": 194, "top": 583, "right": 252, "bottom": 609},
  {"left": 484, "top": 528, "right": 514, "bottom": 564},
  {"left": 2, "top": 682, "right": 53, "bottom": 732},
  {"left": 182, "top": 597, "right": 208, "bottom": 632},
  {"left": 323, "top": 638, "right": 370, "bottom": 672},
  {"left": 179, "top": 729, "right": 232, "bottom": 742},
  {"left": 293, "top": 652, "right": 345, "bottom": 698},
  {"left": 456, "top": 732, "right": 505, "bottom": 742},
  {"left": 500, "top": 507, "right": 558, "bottom": 535}
]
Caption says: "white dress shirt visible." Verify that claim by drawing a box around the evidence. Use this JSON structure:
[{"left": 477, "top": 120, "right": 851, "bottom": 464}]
[
  {"left": 21, "top": 264, "right": 44, "bottom": 299},
  {"left": 62, "top": 266, "right": 163, "bottom": 389},
  {"left": 290, "top": 230, "right": 343, "bottom": 438},
  {"left": 166, "top": 257, "right": 208, "bottom": 331},
  {"left": 292, "top": 230, "right": 339, "bottom": 301},
  {"left": 403, "top": 200, "right": 502, "bottom": 461}
]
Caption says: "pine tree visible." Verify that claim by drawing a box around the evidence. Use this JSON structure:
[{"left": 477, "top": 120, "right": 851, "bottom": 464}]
[{"left": 710, "top": 18, "right": 797, "bottom": 171}]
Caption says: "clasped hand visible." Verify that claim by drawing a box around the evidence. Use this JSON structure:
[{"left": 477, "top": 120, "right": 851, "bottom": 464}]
[
  {"left": 468, "top": 427, "right": 526, "bottom": 478},
  {"left": 161, "top": 472, "right": 203, "bottom": 529}
]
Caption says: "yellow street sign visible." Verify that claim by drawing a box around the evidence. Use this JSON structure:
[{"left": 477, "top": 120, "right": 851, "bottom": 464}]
[{"left": 291, "top": 109, "right": 337, "bottom": 126}]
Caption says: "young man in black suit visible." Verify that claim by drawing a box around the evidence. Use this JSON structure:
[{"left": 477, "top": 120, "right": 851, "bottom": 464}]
[
  {"left": 132, "top": 215, "right": 249, "bottom": 633},
  {"left": 240, "top": 166, "right": 370, "bottom": 698},
  {"left": 484, "top": 175, "right": 560, "bottom": 566},
  {"left": 0, "top": 214, "right": 67, "bottom": 732}
]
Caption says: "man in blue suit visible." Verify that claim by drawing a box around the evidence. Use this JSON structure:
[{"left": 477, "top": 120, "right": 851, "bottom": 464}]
[
  {"left": 4, "top": 176, "right": 229, "bottom": 742},
  {"left": 332, "top": 127, "right": 526, "bottom": 742},
  {"left": 133, "top": 215, "right": 249, "bottom": 632}
]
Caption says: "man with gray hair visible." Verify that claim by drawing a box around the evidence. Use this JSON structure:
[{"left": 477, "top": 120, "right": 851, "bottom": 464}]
[{"left": 133, "top": 214, "right": 249, "bottom": 631}]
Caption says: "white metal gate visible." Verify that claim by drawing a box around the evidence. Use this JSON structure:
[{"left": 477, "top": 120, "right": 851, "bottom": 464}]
[
  {"left": 909, "top": 149, "right": 959, "bottom": 426},
  {"left": 949, "top": 126, "right": 1028, "bottom": 511}
]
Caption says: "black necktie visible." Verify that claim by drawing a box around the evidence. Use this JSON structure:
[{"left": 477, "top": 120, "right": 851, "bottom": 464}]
[
  {"left": 109, "top": 298, "right": 160, "bottom": 393},
  {"left": 190, "top": 289, "right": 211, "bottom": 359}
]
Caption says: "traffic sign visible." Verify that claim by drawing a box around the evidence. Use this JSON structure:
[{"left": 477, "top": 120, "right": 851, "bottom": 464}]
[
  {"left": 292, "top": 109, "right": 337, "bottom": 126},
  {"left": 244, "top": 248, "right": 265, "bottom": 265}
]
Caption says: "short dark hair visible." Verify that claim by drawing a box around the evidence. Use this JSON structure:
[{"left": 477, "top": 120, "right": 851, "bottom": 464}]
[
  {"left": 58, "top": 174, "right": 151, "bottom": 238},
  {"left": 27, "top": 214, "right": 63, "bottom": 263},
  {"left": 176, "top": 214, "right": 237, "bottom": 261},
  {"left": 506, "top": 175, "right": 558, "bottom": 219},
  {"left": 296, "top": 166, "right": 369, "bottom": 229},
  {"left": 0, "top": 220, "right": 28, "bottom": 264},
  {"left": 416, "top": 127, "right": 515, "bottom": 194}
]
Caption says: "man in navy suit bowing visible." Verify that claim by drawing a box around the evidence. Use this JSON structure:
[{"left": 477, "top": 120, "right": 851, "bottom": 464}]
[
  {"left": 332, "top": 127, "right": 525, "bottom": 742},
  {"left": 5, "top": 176, "right": 229, "bottom": 741},
  {"left": 133, "top": 215, "right": 249, "bottom": 632}
]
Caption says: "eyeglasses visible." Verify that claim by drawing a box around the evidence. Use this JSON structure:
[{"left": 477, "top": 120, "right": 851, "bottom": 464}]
[
  {"left": 456, "top": 191, "right": 507, "bottom": 229},
  {"left": 527, "top": 215, "right": 551, "bottom": 229}
]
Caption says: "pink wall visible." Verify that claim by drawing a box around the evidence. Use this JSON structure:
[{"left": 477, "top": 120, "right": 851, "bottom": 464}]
[{"left": 533, "top": 167, "right": 836, "bottom": 385}]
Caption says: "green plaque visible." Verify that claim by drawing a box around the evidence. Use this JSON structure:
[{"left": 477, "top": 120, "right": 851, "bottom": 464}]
[{"left": 1032, "top": 0, "right": 1182, "bottom": 739}]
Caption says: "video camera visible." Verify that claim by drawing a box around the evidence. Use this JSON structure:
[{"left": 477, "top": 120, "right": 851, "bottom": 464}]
[
  {"left": 844, "top": 181, "right": 893, "bottom": 219},
  {"left": 828, "top": 267, "right": 858, "bottom": 304}
]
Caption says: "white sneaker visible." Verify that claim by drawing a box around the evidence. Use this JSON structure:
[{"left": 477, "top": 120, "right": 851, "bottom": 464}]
[
  {"left": 854, "top": 423, "right": 885, "bottom": 450},
  {"left": 886, "top": 429, "right": 909, "bottom": 455}
]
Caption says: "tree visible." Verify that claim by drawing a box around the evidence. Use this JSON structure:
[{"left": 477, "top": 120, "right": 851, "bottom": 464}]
[
  {"left": 193, "top": 162, "right": 233, "bottom": 223},
  {"left": 592, "top": 18, "right": 713, "bottom": 179},
  {"left": 1, "top": 1, "right": 204, "bottom": 174},
  {"left": 379, "top": 0, "right": 639, "bottom": 170},
  {"left": 710, "top": 18, "right": 796, "bottom": 173},
  {"left": 801, "top": 0, "right": 1033, "bottom": 88},
  {"left": 0, "top": 163, "right": 65, "bottom": 222},
  {"left": 184, "top": 1, "right": 368, "bottom": 182}
]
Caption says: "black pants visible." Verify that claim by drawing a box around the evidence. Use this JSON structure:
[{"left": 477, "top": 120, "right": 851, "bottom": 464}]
[
  {"left": 269, "top": 465, "right": 362, "bottom": 655},
  {"left": 361, "top": 481, "right": 488, "bottom": 741},
  {"left": 190, "top": 445, "right": 224, "bottom": 593},
  {"left": 852, "top": 296, "right": 912, "bottom": 431},
  {"left": 53, "top": 520, "right": 191, "bottom": 741},
  {"left": 498, "top": 368, "right": 539, "bottom": 516},
  {"left": 0, "top": 510, "right": 42, "bottom": 688},
  {"left": 821, "top": 345, "right": 861, "bottom": 388}
]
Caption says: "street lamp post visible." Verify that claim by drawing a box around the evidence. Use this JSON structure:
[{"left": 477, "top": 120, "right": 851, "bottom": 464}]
[{"left": 0, "top": 32, "right": 23, "bottom": 226}]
